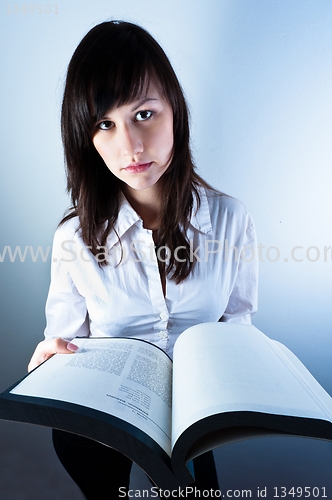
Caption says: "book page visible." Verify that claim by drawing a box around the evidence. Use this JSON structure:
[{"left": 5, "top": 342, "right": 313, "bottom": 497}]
[
  {"left": 11, "top": 338, "right": 172, "bottom": 456},
  {"left": 171, "top": 323, "right": 332, "bottom": 449}
]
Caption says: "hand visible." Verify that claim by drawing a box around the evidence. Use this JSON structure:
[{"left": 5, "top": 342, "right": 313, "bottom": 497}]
[{"left": 28, "top": 338, "right": 78, "bottom": 372}]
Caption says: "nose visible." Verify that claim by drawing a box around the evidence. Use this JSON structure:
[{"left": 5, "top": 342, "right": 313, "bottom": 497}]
[{"left": 119, "top": 124, "right": 143, "bottom": 156}]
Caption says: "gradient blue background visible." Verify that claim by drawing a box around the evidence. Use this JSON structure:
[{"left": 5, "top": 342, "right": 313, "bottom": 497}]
[{"left": 0, "top": 1, "right": 332, "bottom": 498}]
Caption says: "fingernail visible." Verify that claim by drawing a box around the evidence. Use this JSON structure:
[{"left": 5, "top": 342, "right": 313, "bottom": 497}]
[{"left": 67, "top": 342, "right": 78, "bottom": 352}]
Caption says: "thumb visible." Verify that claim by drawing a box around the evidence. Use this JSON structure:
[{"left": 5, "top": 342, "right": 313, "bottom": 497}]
[
  {"left": 28, "top": 338, "right": 79, "bottom": 372},
  {"left": 56, "top": 338, "right": 79, "bottom": 353}
]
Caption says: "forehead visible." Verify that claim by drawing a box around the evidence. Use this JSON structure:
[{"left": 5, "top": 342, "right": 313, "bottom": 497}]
[{"left": 90, "top": 74, "right": 165, "bottom": 119}]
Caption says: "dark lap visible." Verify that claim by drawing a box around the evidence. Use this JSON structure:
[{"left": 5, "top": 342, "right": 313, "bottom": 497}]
[{"left": 52, "top": 429, "right": 219, "bottom": 499}]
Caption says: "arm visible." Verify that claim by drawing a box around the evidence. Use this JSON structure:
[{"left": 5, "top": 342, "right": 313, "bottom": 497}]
[
  {"left": 28, "top": 223, "right": 90, "bottom": 371},
  {"left": 220, "top": 216, "right": 258, "bottom": 324}
]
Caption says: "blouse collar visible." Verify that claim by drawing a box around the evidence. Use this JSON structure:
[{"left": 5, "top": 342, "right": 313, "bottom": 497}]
[{"left": 106, "top": 186, "right": 212, "bottom": 249}]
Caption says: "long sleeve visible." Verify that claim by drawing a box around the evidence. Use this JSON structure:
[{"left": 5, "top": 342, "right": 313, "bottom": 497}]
[
  {"left": 220, "top": 216, "right": 258, "bottom": 324},
  {"left": 44, "top": 225, "right": 90, "bottom": 340}
]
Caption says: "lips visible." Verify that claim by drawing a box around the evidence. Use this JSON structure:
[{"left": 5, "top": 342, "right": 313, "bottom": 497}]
[{"left": 123, "top": 162, "right": 152, "bottom": 173}]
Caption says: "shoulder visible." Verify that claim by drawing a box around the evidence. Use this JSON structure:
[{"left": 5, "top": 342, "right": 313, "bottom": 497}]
[
  {"left": 201, "top": 187, "right": 252, "bottom": 225},
  {"left": 55, "top": 216, "right": 80, "bottom": 237},
  {"left": 52, "top": 216, "right": 82, "bottom": 248},
  {"left": 191, "top": 185, "right": 254, "bottom": 239}
]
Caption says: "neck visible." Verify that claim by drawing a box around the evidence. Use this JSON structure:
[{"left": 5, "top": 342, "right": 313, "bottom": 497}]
[{"left": 122, "top": 184, "right": 162, "bottom": 230}]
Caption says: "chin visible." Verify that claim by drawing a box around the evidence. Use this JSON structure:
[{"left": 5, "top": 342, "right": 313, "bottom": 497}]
[{"left": 124, "top": 176, "right": 162, "bottom": 191}]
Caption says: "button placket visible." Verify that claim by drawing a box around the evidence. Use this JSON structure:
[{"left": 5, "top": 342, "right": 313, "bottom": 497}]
[{"left": 139, "top": 230, "right": 171, "bottom": 342}]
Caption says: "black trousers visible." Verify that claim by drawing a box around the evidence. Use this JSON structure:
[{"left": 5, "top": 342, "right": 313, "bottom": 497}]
[{"left": 52, "top": 429, "right": 219, "bottom": 499}]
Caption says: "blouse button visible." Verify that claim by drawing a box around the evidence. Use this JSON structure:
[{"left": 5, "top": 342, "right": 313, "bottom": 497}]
[
  {"left": 160, "top": 312, "right": 168, "bottom": 321},
  {"left": 159, "top": 330, "right": 168, "bottom": 339}
]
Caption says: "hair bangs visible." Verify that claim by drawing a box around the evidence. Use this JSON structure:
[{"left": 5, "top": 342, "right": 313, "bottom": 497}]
[{"left": 87, "top": 33, "right": 159, "bottom": 127}]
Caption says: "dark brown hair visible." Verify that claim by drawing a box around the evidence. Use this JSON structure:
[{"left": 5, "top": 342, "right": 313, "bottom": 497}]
[{"left": 61, "top": 20, "right": 210, "bottom": 283}]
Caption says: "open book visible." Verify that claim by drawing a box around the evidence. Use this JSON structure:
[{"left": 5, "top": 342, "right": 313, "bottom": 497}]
[{"left": 1, "top": 323, "right": 332, "bottom": 489}]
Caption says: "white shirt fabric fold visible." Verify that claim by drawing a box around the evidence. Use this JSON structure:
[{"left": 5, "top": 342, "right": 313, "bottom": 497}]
[{"left": 44, "top": 187, "right": 258, "bottom": 358}]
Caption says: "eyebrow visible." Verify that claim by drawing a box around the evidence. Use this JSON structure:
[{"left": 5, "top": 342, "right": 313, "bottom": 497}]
[{"left": 131, "top": 97, "right": 158, "bottom": 112}]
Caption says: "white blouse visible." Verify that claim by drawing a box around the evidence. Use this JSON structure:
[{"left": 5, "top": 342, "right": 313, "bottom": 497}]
[{"left": 44, "top": 187, "right": 258, "bottom": 358}]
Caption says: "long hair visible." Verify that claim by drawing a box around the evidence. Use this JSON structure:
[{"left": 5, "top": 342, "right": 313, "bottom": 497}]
[{"left": 61, "top": 20, "right": 210, "bottom": 283}]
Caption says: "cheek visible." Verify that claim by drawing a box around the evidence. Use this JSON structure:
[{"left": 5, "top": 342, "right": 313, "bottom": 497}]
[
  {"left": 164, "top": 128, "right": 174, "bottom": 160},
  {"left": 164, "top": 114, "right": 174, "bottom": 153},
  {"left": 93, "top": 137, "right": 115, "bottom": 164},
  {"left": 154, "top": 123, "right": 174, "bottom": 157},
  {"left": 92, "top": 137, "right": 103, "bottom": 157}
]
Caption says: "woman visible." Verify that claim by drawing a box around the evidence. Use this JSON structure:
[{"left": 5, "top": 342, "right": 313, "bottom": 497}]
[{"left": 28, "top": 20, "right": 258, "bottom": 499}]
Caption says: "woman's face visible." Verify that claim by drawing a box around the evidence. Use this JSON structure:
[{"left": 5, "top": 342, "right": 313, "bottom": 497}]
[{"left": 92, "top": 81, "right": 174, "bottom": 199}]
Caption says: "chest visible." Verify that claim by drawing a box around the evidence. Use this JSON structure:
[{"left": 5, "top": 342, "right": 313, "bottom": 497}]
[{"left": 70, "top": 229, "right": 233, "bottom": 332}]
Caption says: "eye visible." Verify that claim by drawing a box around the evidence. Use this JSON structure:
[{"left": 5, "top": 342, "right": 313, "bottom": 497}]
[
  {"left": 97, "top": 120, "right": 114, "bottom": 131},
  {"left": 135, "top": 110, "right": 153, "bottom": 122}
]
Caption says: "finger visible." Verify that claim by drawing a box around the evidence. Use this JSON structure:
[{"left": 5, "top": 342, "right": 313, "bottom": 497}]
[
  {"left": 53, "top": 337, "right": 79, "bottom": 354},
  {"left": 28, "top": 338, "right": 78, "bottom": 372}
]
